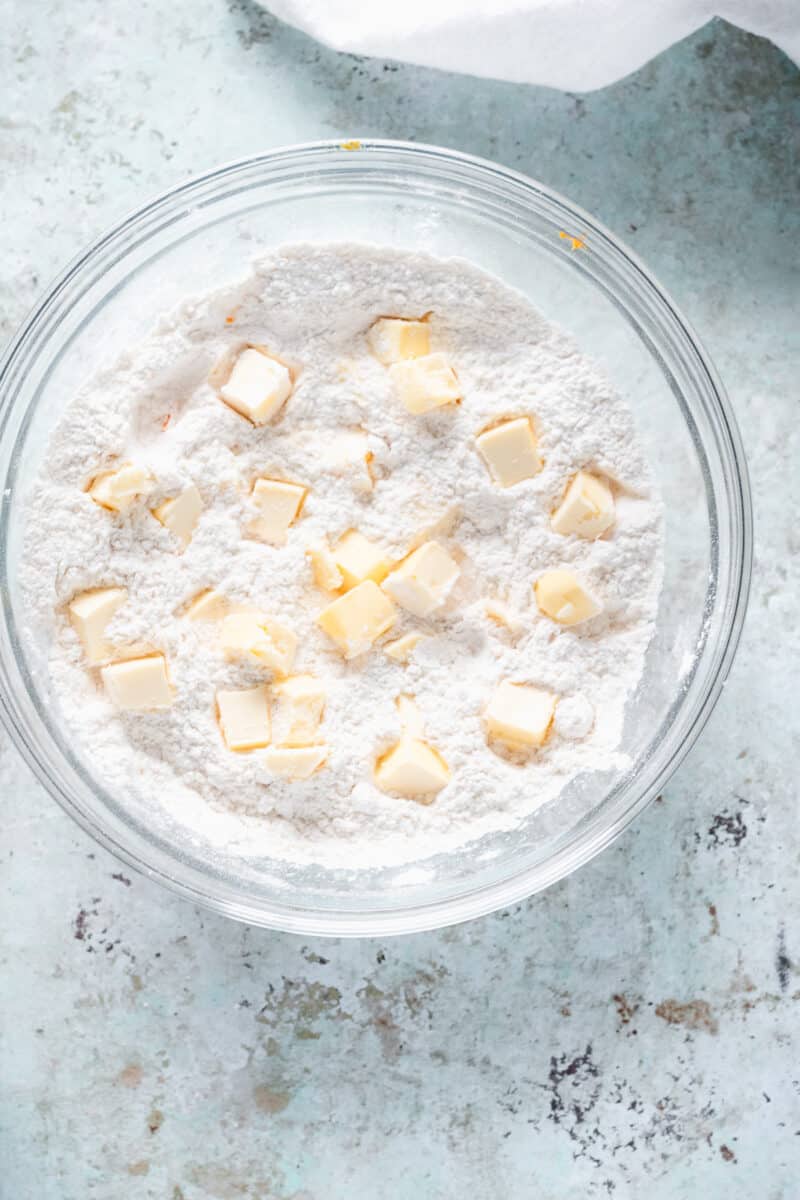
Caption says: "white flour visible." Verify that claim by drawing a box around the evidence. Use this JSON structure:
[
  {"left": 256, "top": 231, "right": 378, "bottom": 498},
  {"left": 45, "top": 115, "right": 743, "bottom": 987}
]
[{"left": 20, "top": 244, "right": 663, "bottom": 869}]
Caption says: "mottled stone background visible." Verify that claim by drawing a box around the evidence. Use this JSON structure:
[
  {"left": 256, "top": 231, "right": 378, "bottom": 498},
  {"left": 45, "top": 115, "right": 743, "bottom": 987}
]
[{"left": 1, "top": 4, "right": 798, "bottom": 1198}]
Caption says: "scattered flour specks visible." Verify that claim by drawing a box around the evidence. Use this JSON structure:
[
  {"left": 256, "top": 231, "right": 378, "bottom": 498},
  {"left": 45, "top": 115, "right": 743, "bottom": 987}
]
[{"left": 20, "top": 244, "right": 663, "bottom": 869}]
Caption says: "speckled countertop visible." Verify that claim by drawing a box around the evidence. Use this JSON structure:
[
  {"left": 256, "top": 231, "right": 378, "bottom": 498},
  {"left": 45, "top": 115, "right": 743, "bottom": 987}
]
[{"left": 1, "top": 7, "right": 799, "bottom": 1198}]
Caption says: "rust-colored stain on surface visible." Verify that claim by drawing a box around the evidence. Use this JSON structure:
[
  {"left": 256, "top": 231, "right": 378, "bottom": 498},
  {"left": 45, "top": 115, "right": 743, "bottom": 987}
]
[
  {"left": 655, "top": 998, "right": 719, "bottom": 1035},
  {"left": 253, "top": 1085, "right": 290, "bottom": 1114},
  {"left": 128, "top": 1160, "right": 150, "bottom": 1176},
  {"left": 118, "top": 1063, "right": 143, "bottom": 1089},
  {"left": 612, "top": 993, "right": 640, "bottom": 1027}
]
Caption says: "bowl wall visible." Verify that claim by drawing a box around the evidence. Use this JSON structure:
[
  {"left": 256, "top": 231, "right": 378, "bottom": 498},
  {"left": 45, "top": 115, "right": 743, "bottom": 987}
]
[{"left": 0, "top": 142, "right": 751, "bottom": 934}]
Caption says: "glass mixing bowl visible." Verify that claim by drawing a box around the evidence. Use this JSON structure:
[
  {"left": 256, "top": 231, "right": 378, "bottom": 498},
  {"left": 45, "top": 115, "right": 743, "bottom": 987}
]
[{"left": 0, "top": 141, "right": 751, "bottom": 936}]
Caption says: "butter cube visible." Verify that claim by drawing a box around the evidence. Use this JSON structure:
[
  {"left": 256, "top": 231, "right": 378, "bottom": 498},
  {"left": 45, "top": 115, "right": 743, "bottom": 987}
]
[
  {"left": 216, "top": 685, "right": 271, "bottom": 751},
  {"left": 273, "top": 674, "right": 326, "bottom": 746},
  {"left": 68, "top": 586, "right": 127, "bottom": 664},
  {"left": 551, "top": 471, "right": 615, "bottom": 539},
  {"left": 250, "top": 478, "right": 307, "bottom": 546},
  {"left": 89, "top": 463, "right": 151, "bottom": 513},
  {"left": 333, "top": 530, "right": 391, "bottom": 590},
  {"left": 263, "top": 744, "right": 328, "bottom": 780},
  {"left": 220, "top": 347, "right": 292, "bottom": 424},
  {"left": 382, "top": 541, "right": 460, "bottom": 618},
  {"left": 101, "top": 654, "right": 172, "bottom": 710},
  {"left": 368, "top": 317, "right": 430, "bottom": 364},
  {"left": 307, "top": 539, "right": 343, "bottom": 592},
  {"left": 317, "top": 580, "right": 396, "bottom": 658},
  {"left": 535, "top": 570, "right": 602, "bottom": 626},
  {"left": 184, "top": 589, "right": 228, "bottom": 621},
  {"left": 388, "top": 353, "right": 461, "bottom": 414},
  {"left": 153, "top": 484, "right": 203, "bottom": 547},
  {"left": 476, "top": 417, "right": 542, "bottom": 487},
  {"left": 384, "top": 631, "right": 425, "bottom": 663},
  {"left": 221, "top": 611, "right": 297, "bottom": 676},
  {"left": 485, "top": 680, "right": 556, "bottom": 749},
  {"left": 375, "top": 738, "right": 450, "bottom": 801}
]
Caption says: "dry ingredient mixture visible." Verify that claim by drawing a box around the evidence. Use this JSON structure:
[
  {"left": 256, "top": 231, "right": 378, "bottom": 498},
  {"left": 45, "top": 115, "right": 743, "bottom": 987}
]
[{"left": 21, "top": 244, "right": 663, "bottom": 869}]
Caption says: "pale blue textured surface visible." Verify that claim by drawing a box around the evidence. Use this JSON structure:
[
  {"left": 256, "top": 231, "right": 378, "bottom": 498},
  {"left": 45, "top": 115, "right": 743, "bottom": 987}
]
[{"left": 1, "top": 6, "right": 799, "bottom": 1198}]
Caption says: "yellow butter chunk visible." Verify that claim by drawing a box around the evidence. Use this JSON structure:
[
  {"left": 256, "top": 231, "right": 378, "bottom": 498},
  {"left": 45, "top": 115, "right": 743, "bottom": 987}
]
[
  {"left": 263, "top": 744, "right": 328, "bottom": 779},
  {"left": 273, "top": 674, "right": 326, "bottom": 746},
  {"left": 184, "top": 589, "right": 228, "bottom": 621},
  {"left": 220, "top": 347, "right": 292, "bottom": 424},
  {"left": 101, "top": 654, "right": 172, "bottom": 710},
  {"left": 250, "top": 478, "right": 307, "bottom": 546},
  {"left": 317, "top": 580, "right": 396, "bottom": 658},
  {"left": 221, "top": 611, "right": 297, "bottom": 676},
  {"left": 475, "top": 417, "right": 542, "bottom": 487},
  {"left": 535, "top": 570, "right": 602, "bottom": 626},
  {"left": 332, "top": 529, "right": 392, "bottom": 590},
  {"left": 374, "top": 737, "right": 450, "bottom": 802},
  {"left": 368, "top": 317, "right": 430, "bottom": 365},
  {"left": 382, "top": 540, "right": 460, "bottom": 618},
  {"left": 89, "top": 463, "right": 151, "bottom": 513},
  {"left": 306, "top": 539, "right": 343, "bottom": 592},
  {"left": 68, "top": 586, "right": 127, "bottom": 664},
  {"left": 384, "top": 631, "right": 425, "bottom": 663},
  {"left": 551, "top": 471, "right": 615, "bottom": 539},
  {"left": 388, "top": 353, "right": 461, "bottom": 414},
  {"left": 485, "top": 680, "right": 556, "bottom": 748},
  {"left": 216, "top": 685, "right": 271, "bottom": 751},
  {"left": 153, "top": 484, "right": 203, "bottom": 547}
]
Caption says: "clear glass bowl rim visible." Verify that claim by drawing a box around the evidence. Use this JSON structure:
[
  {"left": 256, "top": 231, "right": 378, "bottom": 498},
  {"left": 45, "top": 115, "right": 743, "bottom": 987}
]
[{"left": 0, "top": 140, "right": 752, "bottom": 936}]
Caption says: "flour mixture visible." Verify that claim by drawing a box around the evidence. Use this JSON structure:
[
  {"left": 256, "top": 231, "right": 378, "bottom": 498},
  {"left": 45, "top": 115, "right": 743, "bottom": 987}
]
[{"left": 21, "top": 244, "right": 663, "bottom": 868}]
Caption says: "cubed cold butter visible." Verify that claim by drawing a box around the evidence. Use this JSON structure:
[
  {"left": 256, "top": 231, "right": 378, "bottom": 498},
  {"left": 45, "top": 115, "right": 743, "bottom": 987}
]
[
  {"left": 250, "top": 478, "right": 307, "bottom": 546},
  {"left": 89, "top": 463, "right": 151, "bottom": 513},
  {"left": 333, "top": 530, "right": 391, "bottom": 590},
  {"left": 388, "top": 353, "right": 461, "bottom": 414},
  {"left": 307, "top": 539, "right": 343, "bottom": 592},
  {"left": 184, "top": 589, "right": 228, "bottom": 621},
  {"left": 485, "top": 680, "right": 556, "bottom": 748},
  {"left": 68, "top": 586, "right": 127, "bottom": 664},
  {"left": 263, "top": 744, "right": 327, "bottom": 779},
  {"left": 374, "top": 737, "right": 450, "bottom": 802},
  {"left": 384, "top": 631, "right": 425, "bottom": 663},
  {"left": 317, "top": 580, "right": 396, "bottom": 658},
  {"left": 221, "top": 611, "right": 297, "bottom": 676},
  {"left": 216, "top": 685, "right": 271, "bottom": 751},
  {"left": 382, "top": 541, "right": 460, "bottom": 618},
  {"left": 101, "top": 654, "right": 172, "bottom": 710},
  {"left": 272, "top": 674, "right": 326, "bottom": 746},
  {"left": 368, "top": 317, "right": 430, "bottom": 364},
  {"left": 551, "top": 471, "right": 615, "bottom": 539},
  {"left": 220, "top": 347, "right": 292, "bottom": 424},
  {"left": 475, "top": 417, "right": 542, "bottom": 487},
  {"left": 153, "top": 484, "right": 203, "bottom": 547},
  {"left": 535, "top": 570, "right": 602, "bottom": 626}
]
